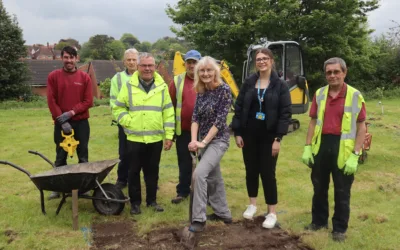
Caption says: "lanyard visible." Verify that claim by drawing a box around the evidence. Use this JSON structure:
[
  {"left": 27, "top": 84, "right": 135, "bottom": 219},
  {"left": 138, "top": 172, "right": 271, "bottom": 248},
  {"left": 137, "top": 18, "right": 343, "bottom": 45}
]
[{"left": 257, "top": 79, "right": 267, "bottom": 112}]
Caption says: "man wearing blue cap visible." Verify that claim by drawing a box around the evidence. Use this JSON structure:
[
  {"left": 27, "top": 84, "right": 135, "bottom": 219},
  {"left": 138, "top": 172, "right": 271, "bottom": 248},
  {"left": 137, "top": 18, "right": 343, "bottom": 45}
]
[{"left": 169, "top": 50, "right": 201, "bottom": 204}]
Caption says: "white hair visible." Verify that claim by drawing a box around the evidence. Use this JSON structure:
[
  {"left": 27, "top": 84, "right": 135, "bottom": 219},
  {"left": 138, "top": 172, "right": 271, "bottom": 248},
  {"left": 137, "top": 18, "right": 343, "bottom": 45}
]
[
  {"left": 138, "top": 52, "right": 155, "bottom": 64},
  {"left": 124, "top": 48, "right": 139, "bottom": 60}
]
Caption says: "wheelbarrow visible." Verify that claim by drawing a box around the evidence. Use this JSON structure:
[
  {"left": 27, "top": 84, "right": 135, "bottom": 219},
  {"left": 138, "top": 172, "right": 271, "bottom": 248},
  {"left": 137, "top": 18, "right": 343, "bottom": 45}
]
[{"left": 0, "top": 150, "right": 129, "bottom": 229}]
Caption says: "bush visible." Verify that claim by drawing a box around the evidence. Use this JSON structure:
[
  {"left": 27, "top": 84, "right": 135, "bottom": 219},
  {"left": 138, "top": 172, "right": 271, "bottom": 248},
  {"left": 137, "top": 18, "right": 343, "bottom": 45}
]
[
  {"left": 363, "top": 87, "right": 400, "bottom": 101},
  {"left": 93, "top": 97, "right": 110, "bottom": 106},
  {"left": 99, "top": 78, "right": 111, "bottom": 98}
]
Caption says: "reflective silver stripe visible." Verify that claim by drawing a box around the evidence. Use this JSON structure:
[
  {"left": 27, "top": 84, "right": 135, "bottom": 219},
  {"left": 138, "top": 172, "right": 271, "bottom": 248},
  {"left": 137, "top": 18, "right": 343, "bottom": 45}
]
[
  {"left": 344, "top": 106, "right": 352, "bottom": 112},
  {"left": 176, "top": 75, "right": 183, "bottom": 99},
  {"left": 341, "top": 91, "right": 361, "bottom": 140},
  {"left": 117, "top": 73, "right": 122, "bottom": 91},
  {"left": 164, "top": 102, "right": 173, "bottom": 109},
  {"left": 127, "top": 83, "right": 134, "bottom": 110},
  {"left": 161, "top": 88, "right": 165, "bottom": 108},
  {"left": 176, "top": 103, "right": 182, "bottom": 108},
  {"left": 123, "top": 129, "right": 164, "bottom": 136},
  {"left": 315, "top": 86, "right": 326, "bottom": 126},
  {"left": 130, "top": 106, "right": 162, "bottom": 112},
  {"left": 164, "top": 122, "right": 175, "bottom": 128},
  {"left": 115, "top": 100, "right": 126, "bottom": 107},
  {"left": 176, "top": 116, "right": 181, "bottom": 122},
  {"left": 110, "top": 96, "right": 117, "bottom": 100},
  {"left": 117, "top": 112, "right": 128, "bottom": 122}
]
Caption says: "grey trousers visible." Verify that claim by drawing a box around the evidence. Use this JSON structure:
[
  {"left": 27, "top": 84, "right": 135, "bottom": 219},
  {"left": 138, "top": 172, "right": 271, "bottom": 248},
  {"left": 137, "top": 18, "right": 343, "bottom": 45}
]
[{"left": 192, "top": 139, "right": 232, "bottom": 222}]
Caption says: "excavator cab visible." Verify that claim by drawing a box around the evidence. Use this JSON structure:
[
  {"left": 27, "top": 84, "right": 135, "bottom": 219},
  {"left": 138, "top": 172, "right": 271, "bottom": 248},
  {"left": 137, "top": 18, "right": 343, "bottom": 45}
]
[{"left": 243, "top": 40, "right": 310, "bottom": 132}]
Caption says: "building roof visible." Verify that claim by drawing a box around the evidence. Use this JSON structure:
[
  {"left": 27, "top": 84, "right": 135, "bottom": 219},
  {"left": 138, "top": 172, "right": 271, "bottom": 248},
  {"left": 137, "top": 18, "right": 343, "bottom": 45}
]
[
  {"left": 89, "top": 60, "right": 124, "bottom": 84},
  {"left": 25, "top": 60, "right": 63, "bottom": 86}
]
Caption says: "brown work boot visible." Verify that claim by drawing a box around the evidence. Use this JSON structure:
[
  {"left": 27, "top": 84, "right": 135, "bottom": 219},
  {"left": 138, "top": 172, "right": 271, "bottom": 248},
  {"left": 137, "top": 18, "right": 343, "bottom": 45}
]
[
  {"left": 189, "top": 221, "right": 206, "bottom": 232},
  {"left": 171, "top": 195, "right": 188, "bottom": 204}
]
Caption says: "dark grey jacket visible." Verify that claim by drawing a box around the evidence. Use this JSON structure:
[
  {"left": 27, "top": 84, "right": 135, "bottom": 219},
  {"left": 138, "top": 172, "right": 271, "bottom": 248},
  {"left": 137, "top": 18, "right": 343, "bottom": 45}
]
[{"left": 231, "top": 71, "right": 292, "bottom": 138}]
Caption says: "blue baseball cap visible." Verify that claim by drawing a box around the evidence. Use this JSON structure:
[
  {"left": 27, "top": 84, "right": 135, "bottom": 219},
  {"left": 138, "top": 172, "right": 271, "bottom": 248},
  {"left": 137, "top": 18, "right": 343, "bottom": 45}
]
[{"left": 184, "top": 50, "right": 201, "bottom": 61}]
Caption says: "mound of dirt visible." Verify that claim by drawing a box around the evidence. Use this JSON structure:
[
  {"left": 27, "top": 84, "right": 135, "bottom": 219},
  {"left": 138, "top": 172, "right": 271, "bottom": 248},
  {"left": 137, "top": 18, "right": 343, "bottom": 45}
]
[{"left": 92, "top": 216, "right": 312, "bottom": 250}]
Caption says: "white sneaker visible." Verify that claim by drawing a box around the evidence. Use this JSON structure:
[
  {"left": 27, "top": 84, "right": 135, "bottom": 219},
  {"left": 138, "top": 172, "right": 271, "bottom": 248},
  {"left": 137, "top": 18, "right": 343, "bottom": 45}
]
[
  {"left": 262, "top": 213, "right": 277, "bottom": 229},
  {"left": 243, "top": 204, "right": 257, "bottom": 219}
]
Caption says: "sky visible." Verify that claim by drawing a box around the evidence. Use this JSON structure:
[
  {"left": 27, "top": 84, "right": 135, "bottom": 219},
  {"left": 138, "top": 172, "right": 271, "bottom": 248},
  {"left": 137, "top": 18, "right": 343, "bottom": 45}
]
[{"left": 2, "top": 0, "right": 400, "bottom": 45}]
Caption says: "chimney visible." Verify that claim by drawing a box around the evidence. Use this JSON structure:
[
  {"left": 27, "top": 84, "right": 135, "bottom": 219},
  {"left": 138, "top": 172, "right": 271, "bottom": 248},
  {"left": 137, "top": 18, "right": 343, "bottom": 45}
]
[{"left": 47, "top": 42, "right": 49, "bottom": 48}]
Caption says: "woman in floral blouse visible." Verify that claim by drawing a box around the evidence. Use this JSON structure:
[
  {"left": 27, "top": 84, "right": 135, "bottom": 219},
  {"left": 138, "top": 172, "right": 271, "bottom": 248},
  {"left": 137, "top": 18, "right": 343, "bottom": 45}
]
[{"left": 187, "top": 56, "right": 232, "bottom": 232}]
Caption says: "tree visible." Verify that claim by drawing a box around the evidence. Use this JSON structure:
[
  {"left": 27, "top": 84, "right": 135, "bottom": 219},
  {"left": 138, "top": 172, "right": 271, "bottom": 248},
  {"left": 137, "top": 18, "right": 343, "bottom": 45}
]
[
  {"left": 120, "top": 33, "right": 140, "bottom": 49},
  {"left": 166, "top": 0, "right": 379, "bottom": 89},
  {"left": 55, "top": 38, "right": 81, "bottom": 50},
  {"left": 0, "top": 1, "right": 29, "bottom": 100},
  {"left": 106, "top": 40, "right": 125, "bottom": 60},
  {"left": 136, "top": 41, "right": 152, "bottom": 52}
]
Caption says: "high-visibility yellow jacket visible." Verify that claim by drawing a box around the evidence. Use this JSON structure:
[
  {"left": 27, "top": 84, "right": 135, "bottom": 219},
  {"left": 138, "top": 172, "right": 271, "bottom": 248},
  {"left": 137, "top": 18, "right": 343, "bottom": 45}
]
[
  {"left": 173, "top": 72, "right": 186, "bottom": 135},
  {"left": 311, "top": 84, "right": 365, "bottom": 168},
  {"left": 112, "top": 71, "right": 175, "bottom": 143},
  {"left": 110, "top": 70, "right": 132, "bottom": 109}
]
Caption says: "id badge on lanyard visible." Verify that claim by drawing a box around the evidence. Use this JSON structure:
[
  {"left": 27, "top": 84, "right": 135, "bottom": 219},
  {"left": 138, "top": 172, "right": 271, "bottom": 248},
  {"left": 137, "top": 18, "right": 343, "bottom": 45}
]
[{"left": 256, "top": 79, "right": 267, "bottom": 120}]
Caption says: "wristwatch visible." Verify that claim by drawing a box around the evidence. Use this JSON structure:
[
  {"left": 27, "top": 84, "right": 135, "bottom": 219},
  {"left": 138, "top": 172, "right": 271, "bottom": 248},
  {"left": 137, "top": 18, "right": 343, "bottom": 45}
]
[
  {"left": 274, "top": 137, "right": 281, "bottom": 142},
  {"left": 353, "top": 150, "right": 360, "bottom": 156}
]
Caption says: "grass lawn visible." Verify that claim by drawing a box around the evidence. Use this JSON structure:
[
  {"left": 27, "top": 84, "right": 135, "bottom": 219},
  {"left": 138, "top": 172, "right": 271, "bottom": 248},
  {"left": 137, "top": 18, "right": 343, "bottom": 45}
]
[{"left": 0, "top": 99, "right": 399, "bottom": 250}]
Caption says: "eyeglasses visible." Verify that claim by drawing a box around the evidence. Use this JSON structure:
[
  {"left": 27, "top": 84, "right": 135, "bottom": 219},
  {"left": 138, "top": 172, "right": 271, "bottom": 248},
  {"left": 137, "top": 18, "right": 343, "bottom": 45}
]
[
  {"left": 256, "top": 57, "right": 270, "bottom": 63},
  {"left": 139, "top": 64, "right": 155, "bottom": 68},
  {"left": 199, "top": 68, "right": 214, "bottom": 74},
  {"left": 325, "top": 70, "right": 342, "bottom": 76}
]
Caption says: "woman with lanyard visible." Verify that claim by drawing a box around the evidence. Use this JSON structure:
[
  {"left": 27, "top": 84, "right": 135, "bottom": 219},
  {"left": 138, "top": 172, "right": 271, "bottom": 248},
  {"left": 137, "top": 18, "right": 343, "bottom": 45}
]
[{"left": 231, "top": 48, "right": 292, "bottom": 228}]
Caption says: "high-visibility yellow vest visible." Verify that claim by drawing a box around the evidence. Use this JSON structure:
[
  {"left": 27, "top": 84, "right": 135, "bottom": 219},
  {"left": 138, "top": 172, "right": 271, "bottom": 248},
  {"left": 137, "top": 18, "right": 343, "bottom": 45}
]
[
  {"left": 110, "top": 70, "right": 132, "bottom": 109},
  {"left": 173, "top": 72, "right": 186, "bottom": 135},
  {"left": 311, "top": 84, "right": 365, "bottom": 169},
  {"left": 112, "top": 71, "right": 175, "bottom": 143}
]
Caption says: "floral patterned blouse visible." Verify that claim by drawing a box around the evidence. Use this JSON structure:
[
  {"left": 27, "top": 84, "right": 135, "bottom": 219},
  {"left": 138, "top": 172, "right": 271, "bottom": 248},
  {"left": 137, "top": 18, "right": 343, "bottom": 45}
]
[{"left": 192, "top": 82, "right": 231, "bottom": 143}]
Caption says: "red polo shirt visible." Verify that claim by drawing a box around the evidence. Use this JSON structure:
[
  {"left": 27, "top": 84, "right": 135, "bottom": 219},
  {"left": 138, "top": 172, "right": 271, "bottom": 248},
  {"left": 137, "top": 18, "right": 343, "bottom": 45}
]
[
  {"left": 309, "top": 83, "right": 366, "bottom": 135},
  {"left": 168, "top": 74, "right": 197, "bottom": 132}
]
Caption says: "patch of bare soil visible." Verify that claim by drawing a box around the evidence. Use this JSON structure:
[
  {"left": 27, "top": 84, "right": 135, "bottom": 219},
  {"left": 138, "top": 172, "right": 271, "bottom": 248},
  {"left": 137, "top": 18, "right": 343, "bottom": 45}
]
[
  {"left": 92, "top": 216, "right": 312, "bottom": 250},
  {"left": 4, "top": 230, "right": 18, "bottom": 244}
]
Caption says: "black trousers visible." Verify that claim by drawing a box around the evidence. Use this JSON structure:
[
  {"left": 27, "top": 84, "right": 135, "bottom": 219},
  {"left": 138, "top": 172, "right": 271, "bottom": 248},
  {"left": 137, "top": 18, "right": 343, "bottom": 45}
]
[
  {"left": 127, "top": 140, "right": 162, "bottom": 206},
  {"left": 175, "top": 131, "right": 192, "bottom": 197},
  {"left": 242, "top": 132, "right": 278, "bottom": 205},
  {"left": 54, "top": 119, "right": 90, "bottom": 167},
  {"left": 311, "top": 134, "right": 354, "bottom": 233},
  {"left": 117, "top": 124, "right": 129, "bottom": 184}
]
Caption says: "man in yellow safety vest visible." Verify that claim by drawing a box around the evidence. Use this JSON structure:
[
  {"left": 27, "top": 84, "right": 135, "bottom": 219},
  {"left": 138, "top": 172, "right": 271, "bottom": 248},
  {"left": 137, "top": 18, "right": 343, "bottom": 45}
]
[
  {"left": 302, "top": 57, "right": 367, "bottom": 242},
  {"left": 113, "top": 53, "right": 175, "bottom": 215},
  {"left": 110, "top": 48, "right": 138, "bottom": 189},
  {"left": 168, "top": 50, "right": 201, "bottom": 204}
]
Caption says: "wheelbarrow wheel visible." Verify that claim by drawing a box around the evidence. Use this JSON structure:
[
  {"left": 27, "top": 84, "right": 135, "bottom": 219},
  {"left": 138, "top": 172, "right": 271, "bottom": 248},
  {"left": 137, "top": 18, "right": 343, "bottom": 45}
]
[{"left": 92, "top": 183, "right": 125, "bottom": 215}]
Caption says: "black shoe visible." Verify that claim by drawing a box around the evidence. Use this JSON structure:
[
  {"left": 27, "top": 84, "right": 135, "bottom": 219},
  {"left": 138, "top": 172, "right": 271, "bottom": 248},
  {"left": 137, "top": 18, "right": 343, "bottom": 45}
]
[
  {"left": 207, "top": 213, "right": 232, "bottom": 224},
  {"left": 147, "top": 202, "right": 164, "bottom": 212},
  {"left": 130, "top": 204, "right": 141, "bottom": 215},
  {"left": 171, "top": 195, "right": 188, "bottom": 204},
  {"left": 304, "top": 223, "right": 328, "bottom": 231},
  {"left": 189, "top": 221, "right": 206, "bottom": 232},
  {"left": 332, "top": 232, "right": 346, "bottom": 242},
  {"left": 48, "top": 192, "right": 60, "bottom": 200},
  {"left": 115, "top": 180, "right": 127, "bottom": 189}
]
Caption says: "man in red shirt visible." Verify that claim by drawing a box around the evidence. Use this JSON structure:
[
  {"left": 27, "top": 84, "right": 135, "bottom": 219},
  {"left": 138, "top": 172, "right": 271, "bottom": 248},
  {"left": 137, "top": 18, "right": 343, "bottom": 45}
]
[
  {"left": 169, "top": 50, "right": 201, "bottom": 204},
  {"left": 47, "top": 46, "right": 93, "bottom": 200},
  {"left": 302, "top": 57, "right": 366, "bottom": 242}
]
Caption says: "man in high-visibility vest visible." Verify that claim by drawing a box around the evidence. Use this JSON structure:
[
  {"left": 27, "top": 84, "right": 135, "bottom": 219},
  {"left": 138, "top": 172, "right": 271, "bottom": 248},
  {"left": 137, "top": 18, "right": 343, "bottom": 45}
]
[
  {"left": 168, "top": 50, "right": 201, "bottom": 204},
  {"left": 113, "top": 53, "right": 175, "bottom": 215},
  {"left": 110, "top": 48, "right": 139, "bottom": 189},
  {"left": 302, "top": 57, "right": 366, "bottom": 242}
]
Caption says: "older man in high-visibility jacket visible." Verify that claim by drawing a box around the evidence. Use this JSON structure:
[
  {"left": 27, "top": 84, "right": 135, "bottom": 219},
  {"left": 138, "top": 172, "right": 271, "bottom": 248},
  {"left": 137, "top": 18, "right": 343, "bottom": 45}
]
[
  {"left": 302, "top": 57, "right": 366, "bottom": 242},
  {"left": 110, "top": 48, "right": 138, "bottom": 190},
  {"left": 113, "top": 53, "right": 175, "bottom": 215}
]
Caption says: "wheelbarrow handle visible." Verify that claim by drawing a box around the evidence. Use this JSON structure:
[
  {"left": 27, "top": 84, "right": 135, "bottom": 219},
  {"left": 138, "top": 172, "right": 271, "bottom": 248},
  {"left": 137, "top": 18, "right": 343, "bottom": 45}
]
[
  {"left": 0, "top": 160, "right": 31, "bottom": 177},
  {"left": 28, "top": 150, "right": 55, "bottom": 168}
]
